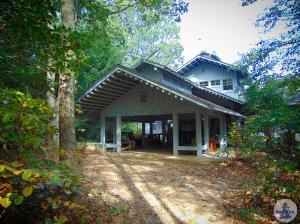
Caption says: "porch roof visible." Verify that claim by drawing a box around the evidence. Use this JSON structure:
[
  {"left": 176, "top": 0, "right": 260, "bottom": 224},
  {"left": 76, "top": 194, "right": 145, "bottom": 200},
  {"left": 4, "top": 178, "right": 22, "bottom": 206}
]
[{"left": 77, "top": 65, "right": 244, "bottom": 118}]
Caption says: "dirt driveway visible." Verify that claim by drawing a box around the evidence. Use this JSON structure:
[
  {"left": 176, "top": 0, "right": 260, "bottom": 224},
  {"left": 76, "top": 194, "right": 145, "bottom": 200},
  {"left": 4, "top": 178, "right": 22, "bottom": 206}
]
[{"left": 81, "top": 150, "right": 256, "bottom": 224}]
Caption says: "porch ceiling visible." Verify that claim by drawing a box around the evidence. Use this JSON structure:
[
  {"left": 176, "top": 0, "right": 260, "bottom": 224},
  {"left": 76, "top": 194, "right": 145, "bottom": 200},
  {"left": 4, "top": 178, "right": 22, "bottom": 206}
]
[{"left": 77, "top": 70, "right": 139, "bottom": 111}]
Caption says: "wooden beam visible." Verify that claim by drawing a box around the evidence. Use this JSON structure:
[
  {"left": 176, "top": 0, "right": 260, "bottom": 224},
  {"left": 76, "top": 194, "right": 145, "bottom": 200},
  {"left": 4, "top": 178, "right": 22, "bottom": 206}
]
[
  {"left": 90, "top": 94, "right": 120, "bottom": 102},
  {"left": 113, "top": 75, "right": 138, "bottom": 85},
  {"left": 81, "top": 98, "right": 111, "bottom": 105},
  {"left": 97, "top": 86, "right": 125, "bottom": 95},
  {"left": 86, "top": 94, "right": 116, "bottom": 101},
  {"left": 102, "top": 82, "right": 128, "bottom": 92},
  {"left": 92, "top": 89, "right": 122, "bottom": 98},
  {"left": 80, "top": 101, "right": 106, "bottom": 106},
  {"left": 110, "top": 77, "right": 136, "bottom": 88}
]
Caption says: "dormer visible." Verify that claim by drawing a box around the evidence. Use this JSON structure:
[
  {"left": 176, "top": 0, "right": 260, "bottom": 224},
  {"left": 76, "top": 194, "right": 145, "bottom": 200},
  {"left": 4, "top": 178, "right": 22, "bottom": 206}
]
[{"left": 177, "top": 52, "right": 244, "bottom": 100}]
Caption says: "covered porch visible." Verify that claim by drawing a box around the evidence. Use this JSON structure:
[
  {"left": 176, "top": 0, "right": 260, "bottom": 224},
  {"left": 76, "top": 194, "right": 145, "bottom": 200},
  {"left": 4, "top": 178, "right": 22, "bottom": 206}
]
[{"left": 100, "top": 112, "right": 228, "bottom": 157}]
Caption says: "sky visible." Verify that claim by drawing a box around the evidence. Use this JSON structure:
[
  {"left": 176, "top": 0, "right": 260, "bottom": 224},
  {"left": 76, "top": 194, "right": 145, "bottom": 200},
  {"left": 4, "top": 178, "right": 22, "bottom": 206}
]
[{"left": 179, "top": 0, "right": 274, "bottom": 64}]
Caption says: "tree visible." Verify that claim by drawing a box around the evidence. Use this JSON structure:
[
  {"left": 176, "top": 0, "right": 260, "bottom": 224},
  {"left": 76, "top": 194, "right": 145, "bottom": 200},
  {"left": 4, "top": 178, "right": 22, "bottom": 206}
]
[
  {"left": 236, "top": 0, "right": 300, "bottom": 157},
  {"left": 240, "top": 0, "right": 299, "bottom": 81},
  {"left": 243, "top": 77, "right": 300, "bottom": 151},
  {"left": 116, "top": 8, "right": 184, "bottom": 69}
]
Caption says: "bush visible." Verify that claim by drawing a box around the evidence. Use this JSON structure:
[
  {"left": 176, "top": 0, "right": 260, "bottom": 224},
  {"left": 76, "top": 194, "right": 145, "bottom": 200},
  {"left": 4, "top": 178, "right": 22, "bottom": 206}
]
[
  {"left": 0, "top": 89, "right": 83, "bottom": 223},
  {"left": 227, "top": 121, "right": 265, "bottom": 157},
  {"left": 0, "top": 89, "right": 54, "bottom": 158}
]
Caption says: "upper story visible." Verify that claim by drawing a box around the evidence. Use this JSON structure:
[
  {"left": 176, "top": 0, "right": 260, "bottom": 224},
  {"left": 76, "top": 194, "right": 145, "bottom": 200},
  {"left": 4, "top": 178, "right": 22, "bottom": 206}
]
[
  {"left": 177, "top": 52, "right": 244, "bottom": 101},
  {"left": 133, "top": 55, "right": 245, "bottom": 113}
]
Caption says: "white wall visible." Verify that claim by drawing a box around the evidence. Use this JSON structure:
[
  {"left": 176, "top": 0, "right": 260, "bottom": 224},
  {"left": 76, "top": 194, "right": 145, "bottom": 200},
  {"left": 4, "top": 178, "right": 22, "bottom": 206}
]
[
  {"left": 101, "top": 83, "right": 204, "bottom": 116},
  {"left": 185, "top": 63, "right": 241, "bottom": 99}
]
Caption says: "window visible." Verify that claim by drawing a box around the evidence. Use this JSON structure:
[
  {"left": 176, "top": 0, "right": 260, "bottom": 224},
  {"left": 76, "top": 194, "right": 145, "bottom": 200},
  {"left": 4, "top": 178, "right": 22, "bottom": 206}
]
[
  {"left": 140, "top": 94, "right": 147, "bottom": 103},
  {"left": 223, "top": 79, "right": 233, "bottom": 90},
  {"left": 199, "top": 81, "right": 208, "bottom": 87},
  {"left": 211, "top": 80, "right": 220, "bottom": 86}
]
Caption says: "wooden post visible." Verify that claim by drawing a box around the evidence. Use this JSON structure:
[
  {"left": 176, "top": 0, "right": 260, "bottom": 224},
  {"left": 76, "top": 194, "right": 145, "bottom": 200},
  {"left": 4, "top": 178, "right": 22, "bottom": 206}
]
[
  {"left": 203, "top": 114, "right": 209, "bottom": 151},
  {"left": 219, "top": 115, "right": 226, "bottom": 149},
  {"left": 195, "top": 112, "right": 203, "bottom": 157},
  {"left": 116, "top": 115, "right": 121, "bottom": 153},
  {"left": 100, "top": 114, "right": 106, "bottom": 150},
  {"left": 172, "top": 112, "right": 179, "bottom": 155},
  {"left": 142, "top": 122, "right": 145, "bottom": 147},
  {"left": 162, "top": 120, "right": 166, "bottom": 145},
  {"left": 150, "top": 122, "right": 153, "bottom": 135}
]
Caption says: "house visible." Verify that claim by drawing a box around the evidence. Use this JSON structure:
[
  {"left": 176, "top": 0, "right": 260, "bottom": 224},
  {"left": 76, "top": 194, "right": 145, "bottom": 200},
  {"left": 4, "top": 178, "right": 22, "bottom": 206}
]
[{"left": 77, "top": 52, "right": 245, "bottom": 156}]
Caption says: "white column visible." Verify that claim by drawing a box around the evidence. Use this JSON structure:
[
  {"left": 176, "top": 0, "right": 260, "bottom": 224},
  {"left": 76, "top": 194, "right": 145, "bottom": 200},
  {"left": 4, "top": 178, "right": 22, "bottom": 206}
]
[
  {"left": 100, "top": 114, "right": 106, "bottom": 150},
  {"left": 142, "top": 122, "right": 145, "bottom": 147},
  {"left": 116, "top": 115, "right": 122, "bottom": 153},
  {"left": 219, "top": 115, "right": 227, "bottom": 149},
  {"left": 203, "top": 114, "right": 209, "bottom": 151},
  {"left": 195, "top": 112, "right": 203, "bottom": 157},
  {"left": 150, "top": 122, "right": 153, "bottom": 135},
  {"left": 162, "top": 120, "right": 166, "bottom": 145},
  {"left": 172, "top": 112, "right": 179, "bottom": 155}
]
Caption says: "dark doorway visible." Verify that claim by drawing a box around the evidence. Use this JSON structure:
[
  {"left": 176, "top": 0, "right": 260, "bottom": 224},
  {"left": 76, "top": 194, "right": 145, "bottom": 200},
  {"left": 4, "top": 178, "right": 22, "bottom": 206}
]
[
  {"left": 209, "top": 117, "right": 220, "bottom": 147},
  {"left": 178, "top": 113, "right": 196, "bottom": 146}
]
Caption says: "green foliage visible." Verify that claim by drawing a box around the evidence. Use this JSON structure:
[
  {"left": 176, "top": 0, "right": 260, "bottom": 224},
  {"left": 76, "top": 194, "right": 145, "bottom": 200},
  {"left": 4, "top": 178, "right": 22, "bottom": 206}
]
[
  {"left": 116, "top": 8, "right": 184, "bottom": 69},
  {"left": 244, "top": 78, "right": 300, "bottom": 133},
  {"left": 240, "top": 0, "right": 299, "bottom": 79},
  {"left": 241, "top": 77, "right": 300, "bottom": 157},
  {"left": 0, "top": 159, "right": 82, "bottom": 223},
  {"left": 76, "top": 117, "right": 100, "bottom": 141},
  {"left": 0, "top": 88, "right": 83, "bottom": 223},
  {"left": 0, "top": 89, "right": 54, "bottom": 155},
  {"left": 122, "top": 122, "right": 142, "bottom": 137},
  {"left": 75, "top": 1, "right": 186, "bottom": 97},
  {"left": 227, "top": 121, "right": 265, "bottom": 157}
]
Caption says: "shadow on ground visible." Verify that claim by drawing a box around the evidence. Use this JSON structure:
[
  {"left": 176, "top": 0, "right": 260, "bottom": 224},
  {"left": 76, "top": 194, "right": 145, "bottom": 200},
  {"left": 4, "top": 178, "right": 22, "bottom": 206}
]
[{"left": 81, "top": 150, "right": 257, "bottom": 224}]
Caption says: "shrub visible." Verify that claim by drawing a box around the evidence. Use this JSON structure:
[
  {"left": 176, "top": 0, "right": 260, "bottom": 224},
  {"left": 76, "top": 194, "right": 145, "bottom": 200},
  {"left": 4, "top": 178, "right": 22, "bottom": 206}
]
[
  {"left": 0, "top": 89, "right": 54, "bottom": 158},
  {"left": 227, "top": 121, "right": 265, "bottom": 157},
  {"left": 0, "top": 89, "right": 83, "bottom": 223}
]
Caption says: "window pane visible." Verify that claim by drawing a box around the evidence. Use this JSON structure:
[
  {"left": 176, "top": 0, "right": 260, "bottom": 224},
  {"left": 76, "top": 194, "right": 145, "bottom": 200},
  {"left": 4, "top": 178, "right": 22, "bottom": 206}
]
[
  {"left": 199, "top": 81, "right": 208, "bottom": 87},
  {"left": 211, "top": 80, "right": 220, "bottom": 86},
  {"left": 223, "top": 79, "right": 233, "bottom": 90}
]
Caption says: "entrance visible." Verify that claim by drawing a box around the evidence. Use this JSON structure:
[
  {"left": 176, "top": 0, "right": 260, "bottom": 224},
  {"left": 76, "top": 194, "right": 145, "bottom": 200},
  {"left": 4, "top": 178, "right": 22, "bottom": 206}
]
[
  {"left": 209, "top": 117, "right": 220, "bottom": 150},
  {"left": 121, "top": 114, "right": 173, "bottom": 153}
]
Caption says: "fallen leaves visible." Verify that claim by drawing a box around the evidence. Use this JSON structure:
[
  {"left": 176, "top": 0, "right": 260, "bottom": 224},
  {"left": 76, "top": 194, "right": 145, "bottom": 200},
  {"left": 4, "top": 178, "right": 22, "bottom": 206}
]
[{"left": 0, "top": 196, "right": 11, "bottom": 208}]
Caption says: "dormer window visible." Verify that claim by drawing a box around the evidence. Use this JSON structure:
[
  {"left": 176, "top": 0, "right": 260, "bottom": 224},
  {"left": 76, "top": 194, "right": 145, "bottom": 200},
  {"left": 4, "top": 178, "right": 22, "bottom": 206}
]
[
  {"left": 223, "top": 79, "right": 233, "bottom": 90},
  {"left": 211, "top": 80, "right": 220, "bottom": 86},
  {"left": 199, "top": 81, "right": 208, "bottom": 87}
]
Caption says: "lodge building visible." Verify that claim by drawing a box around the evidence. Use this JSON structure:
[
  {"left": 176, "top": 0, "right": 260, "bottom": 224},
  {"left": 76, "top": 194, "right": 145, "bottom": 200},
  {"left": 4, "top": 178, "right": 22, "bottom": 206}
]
[{"left": 77, "top": 52, "right": 245, "bottom": 156}]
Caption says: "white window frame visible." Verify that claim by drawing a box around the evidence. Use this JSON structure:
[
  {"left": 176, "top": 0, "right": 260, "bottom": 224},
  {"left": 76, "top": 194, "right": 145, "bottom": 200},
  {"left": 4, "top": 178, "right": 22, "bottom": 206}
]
[
  {"left": 211, "top": 80, "right": 220, "bottom": 86},
  {"left": 199, "top": 81, "right": 209, "bottom": 87},
  {"left": 223, "top": 79, "right": 233, "bottom": 90}
]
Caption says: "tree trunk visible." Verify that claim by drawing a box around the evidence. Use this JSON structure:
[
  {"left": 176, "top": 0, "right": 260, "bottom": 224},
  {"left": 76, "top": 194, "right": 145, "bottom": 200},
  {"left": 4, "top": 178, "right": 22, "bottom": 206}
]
[
  {"left": 46, "top": 70, "right": 59, "bottom": 160},
  {"left": 264, "top": 127, "right": 273, "bottom": 149},
  {"left": 59, "top": 0, "right": 77, "bottom": 162}
]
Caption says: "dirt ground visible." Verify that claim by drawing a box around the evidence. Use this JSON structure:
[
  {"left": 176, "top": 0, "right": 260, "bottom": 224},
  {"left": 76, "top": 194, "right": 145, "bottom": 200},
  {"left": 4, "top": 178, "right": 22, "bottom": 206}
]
[{"left": 81, "top": 149, "right": 257, "bottom": 224}]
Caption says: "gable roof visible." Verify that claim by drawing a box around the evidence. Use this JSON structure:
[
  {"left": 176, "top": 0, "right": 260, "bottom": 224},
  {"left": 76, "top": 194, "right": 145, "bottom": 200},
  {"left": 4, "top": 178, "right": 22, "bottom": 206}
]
[
  {"left": 77, "top": 64, "right": 244, "bottom": 117},
  {"left": 134, "top": 60, "right": 245, "bottom": 105},
  {"left": 177, "top": 53, "right": 244, "bottom": 77}
]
